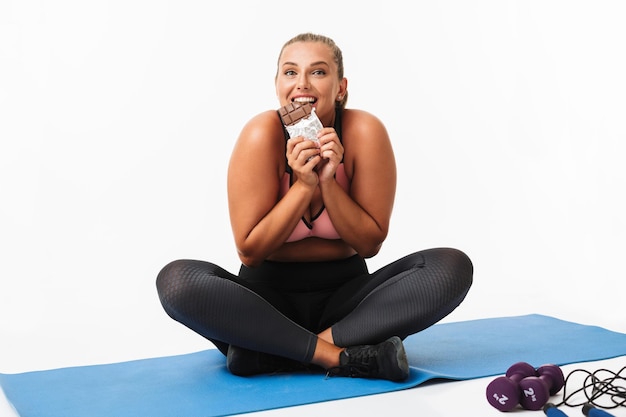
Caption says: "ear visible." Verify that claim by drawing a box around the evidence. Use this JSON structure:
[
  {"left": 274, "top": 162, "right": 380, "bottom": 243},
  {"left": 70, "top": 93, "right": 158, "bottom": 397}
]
[{"left": 336, "top": 77, "right": 348, "bottom": 100}]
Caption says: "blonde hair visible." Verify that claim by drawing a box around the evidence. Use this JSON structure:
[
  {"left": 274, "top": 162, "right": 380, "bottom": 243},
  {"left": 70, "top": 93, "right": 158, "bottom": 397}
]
[{"left": 276, "top": 33, "right": 348, "bottom": 109}]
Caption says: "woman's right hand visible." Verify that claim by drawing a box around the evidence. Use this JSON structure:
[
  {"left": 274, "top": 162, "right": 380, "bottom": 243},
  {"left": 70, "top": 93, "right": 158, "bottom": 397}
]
[{"left": 286, "top": 136, "right": 321, "bottom": 188}]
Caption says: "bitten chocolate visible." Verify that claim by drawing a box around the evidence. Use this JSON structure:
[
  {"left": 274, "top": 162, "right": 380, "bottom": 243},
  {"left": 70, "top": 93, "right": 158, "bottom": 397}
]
[{"left": 278, "top": 102, "right": 313, "bottom": 126}]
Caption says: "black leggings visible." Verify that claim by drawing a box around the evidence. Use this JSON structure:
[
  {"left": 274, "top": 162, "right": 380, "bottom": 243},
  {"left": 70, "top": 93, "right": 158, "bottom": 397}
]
[{"left": 156, "top": 247, "right": 473, "bottom": 364}]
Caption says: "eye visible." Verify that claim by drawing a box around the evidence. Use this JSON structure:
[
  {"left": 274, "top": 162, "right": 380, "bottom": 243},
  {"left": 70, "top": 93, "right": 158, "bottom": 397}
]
[
  {"left": 284, "top": 70, "right": 297, "bottom": 77},
  {"left": 312, "top": 69, "right": 326, "bottom": 76}
]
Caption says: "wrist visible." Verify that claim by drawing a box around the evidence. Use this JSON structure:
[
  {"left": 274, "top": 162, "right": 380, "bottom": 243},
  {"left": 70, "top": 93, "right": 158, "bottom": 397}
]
[
  {"left": 292, "top": 177, "right": 318, "bottom": 194},
  {"left": 318, "top": 175, "right": 337, "bottom": 191}
]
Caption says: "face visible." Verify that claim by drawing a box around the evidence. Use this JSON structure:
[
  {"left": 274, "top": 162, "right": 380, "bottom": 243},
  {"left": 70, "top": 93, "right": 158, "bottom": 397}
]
[{"left": 276, "top": 41, "right": 347, "bottom": 126}]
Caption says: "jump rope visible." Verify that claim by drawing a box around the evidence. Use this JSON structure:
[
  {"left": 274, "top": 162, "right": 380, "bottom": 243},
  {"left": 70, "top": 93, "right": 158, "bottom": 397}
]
[
  {"left": 486, "top": 362, "right": 626, "bottom": 416},
  {"left": 545, "top": 365, "right": 626, "bottom": 416}
]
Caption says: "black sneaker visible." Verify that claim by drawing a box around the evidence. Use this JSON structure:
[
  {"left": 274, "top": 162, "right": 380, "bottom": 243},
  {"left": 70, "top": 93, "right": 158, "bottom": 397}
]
[
  {"left": 226, "top": 345, "right": 311, "bottom": 376},
  {"left": 327, "top": 336, "right": 409, "bottom": 382}
]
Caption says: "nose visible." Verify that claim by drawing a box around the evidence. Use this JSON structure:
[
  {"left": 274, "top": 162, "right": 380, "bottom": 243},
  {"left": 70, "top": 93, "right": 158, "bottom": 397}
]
[{"left": 297, "top": 73, "right": 310, "bottom": 89}]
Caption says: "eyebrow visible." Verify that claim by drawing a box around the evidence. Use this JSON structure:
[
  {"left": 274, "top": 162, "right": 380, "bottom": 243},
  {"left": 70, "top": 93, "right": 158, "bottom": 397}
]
[{"left": 282, "top": 61, "right": 330, "bottom": 68}]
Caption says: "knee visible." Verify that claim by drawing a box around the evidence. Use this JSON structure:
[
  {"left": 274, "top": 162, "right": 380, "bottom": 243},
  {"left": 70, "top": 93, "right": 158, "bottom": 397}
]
[
  {"left": 445, "top": 247, "right": 472, "bottom": 272},
  {"left": 457, "top": 247, "right": 473, "bottom": 275},
  {"left": 427, "top": 247, "right": 474, "bottom": 290},
  {"left": 447, "top": 248, "right": 474, "bottom": 292},
  {"left": 155, "top": 259, "right": 190, "bottom": 309}
]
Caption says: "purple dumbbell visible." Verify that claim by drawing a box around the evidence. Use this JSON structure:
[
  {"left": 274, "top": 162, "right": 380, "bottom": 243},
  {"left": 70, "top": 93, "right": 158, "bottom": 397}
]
[
  {"left": 486, "top": 362, "right": 537, "bottom": 411},
  {"left": 518, "top": 364, "right": 565, "bottom": 410}
]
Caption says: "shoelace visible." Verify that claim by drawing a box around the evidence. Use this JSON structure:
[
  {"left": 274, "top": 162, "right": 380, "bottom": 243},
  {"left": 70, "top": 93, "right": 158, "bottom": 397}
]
[{"left": 325, "top": 347, "right": 380, "bottom": 379}]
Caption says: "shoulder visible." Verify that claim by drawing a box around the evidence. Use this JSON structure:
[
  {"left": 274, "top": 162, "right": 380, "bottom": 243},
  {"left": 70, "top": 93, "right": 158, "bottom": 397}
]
[
  {"left": 229, "top": 110, "right": 286, "bottom": 179},
  {"left": 341, "top": 108, "right": 391, "bottom": 147},
  {"left": 239, "top": 110, "right": 284, "bottom": 142},
  {"left": 342, "top": 108, "right": 388, "bottom": 139},
  {"left": 342, "top": 108, "right": 383, "bottom": 123},
  {"left": 340, "top": 108, "right": 394, "bottom": 176}
]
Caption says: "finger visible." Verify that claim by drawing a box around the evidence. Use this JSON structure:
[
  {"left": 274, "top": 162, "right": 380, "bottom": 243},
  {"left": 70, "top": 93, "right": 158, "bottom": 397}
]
[
  {"left": 302, "top": 149, "right": 321, "bottom": 163},
  {"left": 321, "top": 148, "right": 341, "bottom": 162},
  {"left": 316, "top": 130, "right": 336, "bottom": 144}
]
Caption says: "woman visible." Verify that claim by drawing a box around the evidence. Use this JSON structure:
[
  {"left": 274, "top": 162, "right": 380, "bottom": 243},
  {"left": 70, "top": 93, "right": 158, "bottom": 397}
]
[{"left": 156, "top": 33, "right": 473, "bottom": 382}]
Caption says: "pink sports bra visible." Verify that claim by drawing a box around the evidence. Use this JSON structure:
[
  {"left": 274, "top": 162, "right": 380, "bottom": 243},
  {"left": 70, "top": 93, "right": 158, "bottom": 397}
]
[
  {"left": 280, "top": 165, "right": 350, "bottom": 242},
  {"left": 279, "top": 107, "right": 349, "bottom": 243}
]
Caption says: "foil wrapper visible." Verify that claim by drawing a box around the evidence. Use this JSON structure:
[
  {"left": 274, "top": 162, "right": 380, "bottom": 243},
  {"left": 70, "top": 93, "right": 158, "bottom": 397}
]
[{"left": 285, "top": 108, "right": 323, "bottom": 143}]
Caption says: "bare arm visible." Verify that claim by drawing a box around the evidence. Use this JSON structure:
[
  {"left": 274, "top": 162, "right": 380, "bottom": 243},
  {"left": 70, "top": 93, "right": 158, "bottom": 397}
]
[
  {"left": 228, "top": 109, "right": 395, "bottom": 265},
  {"left": 319, "top": 109, "right": 396, "bottom": 258},
  {"left": 227, "top": 111, "right": 319, "bottom": 267}
]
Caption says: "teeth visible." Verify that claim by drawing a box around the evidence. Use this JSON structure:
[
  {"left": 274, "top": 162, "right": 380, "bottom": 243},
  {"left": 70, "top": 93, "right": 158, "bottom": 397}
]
[{"left": 293, "top": 97, "right": 315, "bottom": 103}]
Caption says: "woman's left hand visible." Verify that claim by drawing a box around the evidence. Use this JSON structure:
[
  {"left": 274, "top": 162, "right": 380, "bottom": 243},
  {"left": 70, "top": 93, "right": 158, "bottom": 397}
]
[{"left": 315, "top": 127, "right": 344, "bottom": 183}]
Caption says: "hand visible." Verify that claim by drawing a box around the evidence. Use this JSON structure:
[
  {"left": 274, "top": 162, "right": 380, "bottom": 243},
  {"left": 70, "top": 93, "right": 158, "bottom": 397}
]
[
  {"left": 314, "top": 127, "right": 344, "bottom": 183},
  {"left": 286, "top": 136, "right": 321, "bottom": 187}
]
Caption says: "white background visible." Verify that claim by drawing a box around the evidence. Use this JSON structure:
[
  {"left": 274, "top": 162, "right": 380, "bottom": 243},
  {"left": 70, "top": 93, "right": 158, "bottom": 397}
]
[{"left": 1, "top": 1, "right": 625, "bottom": 415}]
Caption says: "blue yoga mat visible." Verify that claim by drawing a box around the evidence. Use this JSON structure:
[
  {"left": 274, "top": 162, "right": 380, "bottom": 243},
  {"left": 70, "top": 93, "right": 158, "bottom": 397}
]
[{"left": 1, "top": 314, "right": 625, "bottom": 417}]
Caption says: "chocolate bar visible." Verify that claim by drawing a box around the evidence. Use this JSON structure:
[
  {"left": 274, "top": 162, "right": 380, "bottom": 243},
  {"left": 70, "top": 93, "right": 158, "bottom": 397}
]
[{"left": 278, "top": 102, "right": 313, "bottom": 126}]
